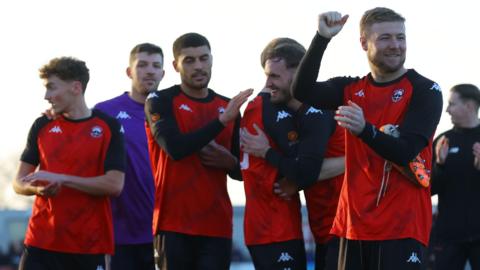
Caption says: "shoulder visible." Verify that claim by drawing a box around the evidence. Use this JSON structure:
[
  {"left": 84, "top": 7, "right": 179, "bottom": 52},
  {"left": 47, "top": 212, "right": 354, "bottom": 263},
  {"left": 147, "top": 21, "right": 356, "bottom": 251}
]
[
  {"left": 210, "top": 89, "right": 231, "bottom": 103},
  {"left": 406, "top": 69, "right": 442, "bottom": 94},
  {"left": 29, "top": 115, "right": 52, "bottom": 133},
  {"left": 92, "top": 109, "right": 121, "bottom": 131},
  {"left": 94, "top": 93, "right": 126, "bottom": 109}
]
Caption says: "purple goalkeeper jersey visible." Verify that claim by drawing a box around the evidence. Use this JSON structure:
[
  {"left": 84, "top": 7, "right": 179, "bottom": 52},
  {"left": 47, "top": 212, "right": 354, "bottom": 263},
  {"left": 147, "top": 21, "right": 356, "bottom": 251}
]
[{"left": 94, "top": 92, "right": 154, "bottom": 244}]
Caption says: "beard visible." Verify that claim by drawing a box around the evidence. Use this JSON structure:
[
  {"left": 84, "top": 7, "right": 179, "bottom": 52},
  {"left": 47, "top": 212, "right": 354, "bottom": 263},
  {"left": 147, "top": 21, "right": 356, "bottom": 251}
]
[
  {"left": 369, "top": 51, "right": 406, "bottom": 74},
  {"left": 183, "top": 72, "right": 211, "bottom": 91}
]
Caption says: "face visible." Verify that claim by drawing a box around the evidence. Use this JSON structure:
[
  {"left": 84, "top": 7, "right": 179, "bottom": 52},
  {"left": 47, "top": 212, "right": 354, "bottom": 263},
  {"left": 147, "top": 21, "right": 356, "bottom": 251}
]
[
  {"left": 43, "top": 75, "right": 79, "bottom": 114},
  {"left": 173, "top": 45, "right": 212, "bottom": 91},
  {"left": 264, "top": 58, "right": 294, "bottom": 104},
  {"left": 446, "top": 91, "right": 470, "bottom": 127},
  {"left": 362, "top": 21, "right": 406, "bottom": 75},
  {"left": 128, "top": 52, "right": 164, "bottom": 95}
]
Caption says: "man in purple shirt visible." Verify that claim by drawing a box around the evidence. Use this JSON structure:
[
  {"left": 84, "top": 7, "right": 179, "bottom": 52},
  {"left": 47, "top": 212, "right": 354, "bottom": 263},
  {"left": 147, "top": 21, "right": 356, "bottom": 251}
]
[{"left": 94, "top": 43, "right": 165, "bottom": 270}]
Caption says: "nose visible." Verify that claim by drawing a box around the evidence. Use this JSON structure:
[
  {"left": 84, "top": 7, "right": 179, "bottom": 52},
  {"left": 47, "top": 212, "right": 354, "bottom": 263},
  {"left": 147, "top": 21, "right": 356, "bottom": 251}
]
[{"left": 44, "top": 90, "right": 51, "bottom": 101}]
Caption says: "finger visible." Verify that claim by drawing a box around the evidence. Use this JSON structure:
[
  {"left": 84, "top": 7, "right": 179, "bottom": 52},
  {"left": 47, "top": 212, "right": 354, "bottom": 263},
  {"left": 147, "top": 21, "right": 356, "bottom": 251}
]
[
  {"left": 252, "top": 123, "right": 265, "bottom": 136},
  {"left": 347, "top": 100, "right": 361, "bottom": 110}
]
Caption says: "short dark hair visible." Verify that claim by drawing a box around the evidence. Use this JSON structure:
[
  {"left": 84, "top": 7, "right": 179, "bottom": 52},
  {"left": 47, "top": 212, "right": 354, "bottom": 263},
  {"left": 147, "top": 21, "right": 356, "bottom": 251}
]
[
  {"left": 172, "top": 32, "right": 211, "bottom": 60},
  {"left": 260, "top": 38, "right": 306, "bottom": 69},
  {"left": 39, "top": 57, "right": 90, "bottom": 92},
  {"left": 360, "top": 7, "right": 405, "bottom": 37},
  {"left": 451, "top": 84, "right": 480, "bottom": 107},
  {"left": 129, "top": 43, "right": 164, "bottom": 66}
]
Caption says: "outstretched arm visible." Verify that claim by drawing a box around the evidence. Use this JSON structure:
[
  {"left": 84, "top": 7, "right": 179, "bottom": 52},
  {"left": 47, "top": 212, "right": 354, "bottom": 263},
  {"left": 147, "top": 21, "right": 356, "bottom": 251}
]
[{"left": 292, "top": 12, "right": 348, "bottom": 109}]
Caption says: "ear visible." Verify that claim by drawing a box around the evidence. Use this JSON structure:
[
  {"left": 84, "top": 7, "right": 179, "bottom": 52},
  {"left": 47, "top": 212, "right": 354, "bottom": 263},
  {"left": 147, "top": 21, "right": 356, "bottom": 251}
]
[
  {"left": 172, "top": 60, "right": 179, "bottom": 73},
  {"left": 360, "top": 36, "right": 368, "bottom": 51},
  {"left": 126, "top": 67, "right": 132, "bottom": 79},
  {"left": 159, "top": 69, "right": 165, "bottom": 81},
  {"left": 71, "top": 81, "right": 84, "bottom": 95}
]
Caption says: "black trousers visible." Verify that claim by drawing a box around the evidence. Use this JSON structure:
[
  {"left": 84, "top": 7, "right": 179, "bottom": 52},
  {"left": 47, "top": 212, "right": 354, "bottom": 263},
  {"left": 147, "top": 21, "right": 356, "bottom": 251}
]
[
  {"left": 18, "top": 245, "right": 109, "bottom": 270},
  {"left": 338, "top": 238, "right": 426, "bottom": 270},
  {"left": 154, "top": 231, "right": 231, "bottom": 270}
]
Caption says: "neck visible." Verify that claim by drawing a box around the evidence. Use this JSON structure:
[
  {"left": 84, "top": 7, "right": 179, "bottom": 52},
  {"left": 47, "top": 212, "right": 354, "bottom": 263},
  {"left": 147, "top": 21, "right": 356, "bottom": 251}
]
[
  {"left": 370, "top": 66, "right": 408, "bottom": 83},
  {"left": 180, "top": 83, "right": 208, "bottom": 99},
  {"left": 63, "top": 99, "right": 91, "bottom": 120},
  {"left": 129, "top": 89, "right": 148, "bottom": 104}
]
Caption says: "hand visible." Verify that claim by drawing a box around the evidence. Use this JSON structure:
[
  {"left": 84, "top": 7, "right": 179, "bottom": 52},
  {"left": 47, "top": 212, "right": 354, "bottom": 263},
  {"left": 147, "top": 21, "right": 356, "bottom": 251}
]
[
  {"left": 219, "top": 89, "right": 253, "bottom": 126},
  {"left": 435, "top": 136, "right": 449, "bottom": 165},
  {"left": 473, "top": 142, "right": 480, "bottom": 170},
  {"left": 22, "top": 170, "right": 63, "bottom": 197},
  {"left": 317, "top": 12, "right": 349, "bottom": 39},
  {"left": 22, "top": 170, "right": 64, "bottom": 185},
  {"left": 198, "top": 140, "right": 237, "bottom": 170},
  {"left": 240, "top": 124, "right": 270, "bottom": 158},
  {"left": 273, "top": 178, "right": 298, "bottom": 200},
  {"left": 43, "top": 107, "right": 58, "bottom": 120},
  {"left": 334, "top": 100, "right": 365, "bottom": 135}
]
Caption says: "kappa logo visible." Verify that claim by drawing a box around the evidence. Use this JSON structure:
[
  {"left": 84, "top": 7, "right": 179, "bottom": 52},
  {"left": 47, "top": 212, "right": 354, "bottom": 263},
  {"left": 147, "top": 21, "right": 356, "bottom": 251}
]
[
  {"left": 218, "top": 106, "right": 225, "bottom": 114},
  {"left": 406, "top": 252, "right": 421, "bottom": 264},
  {"left": 48, "top": 126, "right": 62, "bottom": 133},
  {"left": 276, "top": 110, "right": 291, "bottom": 122},
  {"left": 277, "top": 252, "right": 294, "bottom": 262},
  {"left": 116, "top": 111, "right": 131, "bottom": 119},
  {"left": 146, "top": 92, "right": 159, "bottom": 100},
  {"left": 430, "top": 82, "right": 441, "bottom": 92},
  {"left": 449, "top": 147, "right": 459, "bottom": 154},
  {"left": 120, "top": 125, "right": 125, "bottom": 134},
  {"left": 179, "top": 104, "right": 193, "bottom": 112},
  {"left": 305, "top": 107, "right": 323, "bottom": 115},
  {"left": 240, "top": 152, "right": 249, "bottom": 170},
  {"left": 392, "top": 89, "right": 405, "bottom": 102},
  {"left": 355, "top": 89, "right": 365, "bottom": 97},
  {"left": 90, "top": 126, "right": 103, "bottom": 138}
]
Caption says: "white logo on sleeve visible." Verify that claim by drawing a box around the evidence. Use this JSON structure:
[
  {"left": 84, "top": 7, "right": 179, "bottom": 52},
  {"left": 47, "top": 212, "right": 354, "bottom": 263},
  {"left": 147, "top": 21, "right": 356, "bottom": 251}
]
[
  {"left": 277, "top": 252, "right": 294, "bottom": 262},
  {"left": 116, "top": 111, "right": 131, "bottom": 119},
  {"left": 276, "top": 110, "right": 292, "bottom": 122},
  {"left": 218, "top": 106, "right": 225, "bottom": 114},
  {"left": 406, "top": 252, "right": 421, "bottom": 264},
  {"left": 179, "top": 104, "right": 193, "bottom": 112},
  {"left": 430, "top": 83, "right": 441, "bottom": 92},
  {"left": 96, "top": 266, "right": 104, "bottom": 270},
  {"left": 48, "top": 126, "right": 62, "bottom": 133},
  {"left": 120, "top": 125, "right": 125, "bottom": 134},
  {"left": 305, "top": 107, "right": 323, "bottom": 115},
  {"left": 355, "top": 89, "right": 365, "bottom": 97},
  {"left": 146, "top": 92, "right": 159, "bottom": 100},
  {"left": 449, "top": 147, "right": 460, "bottom": 154}
]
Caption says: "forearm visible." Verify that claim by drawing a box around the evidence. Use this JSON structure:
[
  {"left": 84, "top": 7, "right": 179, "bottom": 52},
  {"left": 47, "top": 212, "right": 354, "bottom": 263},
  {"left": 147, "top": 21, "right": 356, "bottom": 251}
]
[
  {"left": 153, "top": 119, "right": 225, "bottom": 160},
  {"left": 292, "top": 33, "right": 330, "bottom": 103},
  {"left": 318, "top": 156, "right": 345, "bottom": 180},
  {"left": 13, "top": 162, "right": 37, "bottom": 196},
  {"left": 358, "top": 123, "right": 428, "bottom": 166},
  {"left": 61, "top": 170, "right": 124, "bottom": 197},
  {"left": 13, "top": 180, "right": 38, "bottom": 196}
]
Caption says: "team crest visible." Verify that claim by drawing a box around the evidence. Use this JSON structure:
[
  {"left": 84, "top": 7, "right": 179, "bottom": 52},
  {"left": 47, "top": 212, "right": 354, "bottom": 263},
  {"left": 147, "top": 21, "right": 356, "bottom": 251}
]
[
  {"left": 90, "top": 126, "right": 103, "bottom": 138},
  {"left": 391, "top": 89, "right": 405, "bottom": 103},
  {"left": 151, "top": 113, "right": 161, "bottom": 122},
  {"left": 287, "top": 131, "right": 298, "bottom": 142}
]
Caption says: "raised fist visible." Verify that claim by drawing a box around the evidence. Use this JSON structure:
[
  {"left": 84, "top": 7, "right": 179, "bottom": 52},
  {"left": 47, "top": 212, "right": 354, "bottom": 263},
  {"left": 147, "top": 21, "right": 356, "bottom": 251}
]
[{"left": 317, "top": 11, "right": 349, "bottom": 39}]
